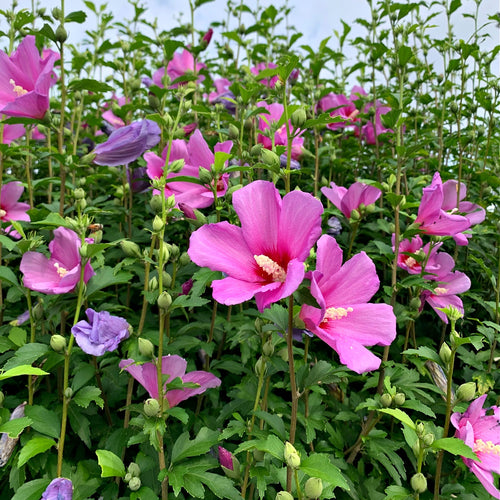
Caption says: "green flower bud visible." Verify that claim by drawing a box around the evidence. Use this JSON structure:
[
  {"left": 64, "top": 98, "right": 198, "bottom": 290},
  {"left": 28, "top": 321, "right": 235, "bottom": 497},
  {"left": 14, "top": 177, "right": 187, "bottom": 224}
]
[
  {"left": 304, "top": 477, "right": 323, "bottom": 499},
  {"left": 250, "top": 144, "right": 263, "bottom": 156},
  {"left": 179, "top": 252, "right": 190, "bottom": 266},
  {"left": 80, "top": 152, "right": 97, "bottom": 165},
  {"left": 349, "top": 209, "right": 361, "bottom": 221},
  {"left": 162, "top": 272, "right": 172, "bottom": 289},
  {"left": 138, "top": 338, "right": 155, "bottom": 358},
  {"left": 380, "top": 393, "right": 393, "bottom": 408},
  {"left": 120, "top": 240, "right": 142, "bottom": 259},
  {"left": 55, "top": 24, "right": 68, "bottom": 43},
  {"left": 52, "top": 7, "right": 62, "bottom": 19},
  {"left": 73, "top": 188, "right": 85, "bottom": 200},
  {"left": 275, "top": 491, "right": 294, "bottom": 500},
  {"left": 254, "top": 318, "right": 263, "bottom": 333},
  {"left": 449, "top": 101, "right": 458, "bottom": 114},
  {"left": 169, "top": 159, "right": 185, "bottom": 173},
  {"left": 149, "top": 276, "right": 158, "bottom": 291},
  {"left": 284, "top": 441, "right": 300, "bottom": 469},
  {"left": 128, "top": 477, "right": 141, "bottom": 491},
  {"left": 144, "top": 398, "right": 161, "bottom": 417},
  {"left": 64, "top": 387, "right": 73, "bottom": 399},
  {"left": 394, "top": 393, "right": 406, "bottom": 406},
  {"left": 439, "top": 342, "right": 452, "bottom": 364},
  {"left": 150, "top": 194, "right": 163, "bottom": 214},
  {"left": 157, "top": 291, "right": 172, "bottom": 310},
  {"left": 410, "top": 472, "right": 427, "bottom": 493},
  {"left": 163, "top": 113, "right": 174, "bottom": 129},
  {"left": 262, "top": 339, "right": 274, "bottom": 357},
  {"left": 75, "top": 198, "right": 87, "bottom": 211},
  {"left": 198, "top": 167, "right": 213, "bottom": 185},
  {"left": 456, "top": 381, "right": 476, "bottom": 402},
  {"left": 278, "top": 347, "right": 289, "bottom": 362},
  {"left": 254, "top": 357, "right": 267, "bottom": 377},
  {"left": 148, "top": 94, "right": 160, "bottom": 111},
  {"left": 128, "top": 462, "right": 141, "bottom": 477},
  {"left": 169, "top": 244, "right": 180, "bottom": 261},
  {"left": 409, "top": 297, "right": 421, "bottom": 312},
  {"left": 124, "top": 472, "right": 132, "bottom": 483},
  {"left": 290, "top": 108, "right": 307, "bottom": 129},
  {"left": 91, "top": 230, "right": 103, "bottom": 244},
  {"left": 0, "top": 391, "right": 4, "bottom": 406},
  {"left": 260, "top": 148, "right": 280, "bottom": 167},
  {"left": 50, "top": 334, "right": 67, "bottom": 353},
  {"left": 152, "top": 215, "right": 165, "bottom": 233},
  {"left": 422, "top": 433, "right": 434, "bottom": 447},
  {"left": 411, "top": 440, "right": 420, "bottom": 458},
  {"left": 416, "top": 422, "right": 425, "bottom": 437},
  {"left": 228, "top": 123, "right": 239, "bottom": 141},
  {"left": 33, "top": 300, "right": 44, "bottom": 320}
]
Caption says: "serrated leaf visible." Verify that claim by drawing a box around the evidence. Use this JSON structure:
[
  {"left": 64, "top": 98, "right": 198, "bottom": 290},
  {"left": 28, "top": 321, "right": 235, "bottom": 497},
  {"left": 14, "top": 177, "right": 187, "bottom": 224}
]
[
  {"left": 17, "top": 437, "right": 56, "bottom": 467},
  {"left": 0, "top": 365, "right": 48, "bottom": 380},
  {"left": 2, "top": 343, "right": 48, "bottom": 371},
  {"left": 431, "top": 437, "right": 477, "bottom": 460},
  {"left": 24, "top": 405, "right": 61, "bottom": 439},
  {"left": 0, "top": 417, "right": 32, "bottom": 438},
  {"left": 73, "top": 386, "right": 104, "bottom": 409},
  {"left": 378, "top": 408, "right": 415, "bottom": 430},
  {"left": 86, "top": 266, "right": 133, "bottom": 296},
  {"left": 186, "top": 471, "right": 242, "bottom": 500},
  {"left": 96, "top": 449, "right": 126, "bottom": 477},
  {"left": 171, "top": 427, "right": 219, "bottom": 463},
  {"left": 68, "top": 78, "right": 114, "bottom": 92},
  {"left": 403, "top": 346, "right": 441, "bottom": 364},
  {"left": 300, "top": 454, "right": 349, "bottom": 489}
]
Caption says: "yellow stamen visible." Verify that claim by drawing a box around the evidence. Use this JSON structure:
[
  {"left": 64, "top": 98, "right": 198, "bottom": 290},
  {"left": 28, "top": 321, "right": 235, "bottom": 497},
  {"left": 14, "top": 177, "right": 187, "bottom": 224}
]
[
  {"left": 474, "top": 439, "right": 500, "bottom": 456},
  {"left": 0, "top": 209, "right": 6, "bottom": 219},
  {"left": 434, "top": 287, "right": 448, "bottom": 295},
  {"left": 405, "top": 256, "right": 418, "bottom": 269},
  {"left": 9, "top": 79, "right": 28, "bottom": 97},
  {"left": 54, "top": 262, "right": 68, "bottom": 277},
  {"left": 254, "top": 254, "right": 286, "bottom": 282},
  {"left": 324, "top": 306, "right": 353, "bottom": 321}
]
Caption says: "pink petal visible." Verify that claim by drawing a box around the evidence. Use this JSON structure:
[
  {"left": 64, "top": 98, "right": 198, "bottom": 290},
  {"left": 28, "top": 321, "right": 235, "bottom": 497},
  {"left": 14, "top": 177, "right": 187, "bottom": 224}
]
[
  {"left": 1, "top": 181, "right": 24, "bottom": 208},
  {"left": 441, "top": 180, "right": 466, "bottom": 210},
  {"left": 469, "top": 463, "right": 500, "bottom": 499},
  {"left": 119, "top": 359, "right": 159, "bottom": 399},
  {"left": 49, "top": 227, "right": 81, "bottom": 270},
  {"left": 20, "top": 252, "right": 62, "bottom": 293},
  {"left": 316, "top": 235, "right": 343, "bottom": 277},
  {"left": 188, "top": 129, "right": 213, "bottom": 169},
  {"left": 321, "top": 183, "right": 348, "bottom": 215},
  {"left": 145, "top": 152, "right": 164, "bottom": 179},
  {"left": 167, "top": 371, "right": 220, "bottom": 408},
  {"left": 212, "top": 277, "right": 279, "bottom": 306},
  {"left": 161, "top": 355, "right": 187, "bottom": 382}
]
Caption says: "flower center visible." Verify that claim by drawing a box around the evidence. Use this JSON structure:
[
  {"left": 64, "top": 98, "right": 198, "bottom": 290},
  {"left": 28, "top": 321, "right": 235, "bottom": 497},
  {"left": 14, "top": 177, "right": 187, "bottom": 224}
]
[
  {"left": 404, "top": 256, "right": 418, "bottom": 269},
  {"left": 474, "top": 439, "right": 500, "bottom": 456},
  {"left": 54, "top": 262, "right": 68, "bottom": 277},
  {"left": 9, "top": 79, "right": 28, "bottom": 97},
  {"left": 324, "top": 306, "right": 353, "bottom": 321},
  {"left": 254, "top": 254, "right": 286, "bottom": 282},
  {"left": 0, "top": 209, "right": 6, "bottom": 219},
  {"left": 434, "top": 287, "right": 448, "bottom": 295}
]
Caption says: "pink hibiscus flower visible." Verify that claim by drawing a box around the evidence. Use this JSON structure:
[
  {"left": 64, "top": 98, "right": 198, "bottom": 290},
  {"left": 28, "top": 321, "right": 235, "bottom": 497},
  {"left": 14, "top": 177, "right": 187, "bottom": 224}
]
[
  {"left": 321, "top": 181, "right": 381, "bottom": 219},
  {"left": 119, "top": 355, "right": 221, "bottom": 408},
  {"left": 393, "top": 235, "right": 443, "bottom": 275},
  {"left": 0, "top": 182, "right": 30, "bottom": 226},
  {"left": 299, "top": 235, "right": 396, "bottom": 374},
  {"left": 188, "top": 180, "right": 323, "bottom": 312},
  {"left": 251, "top": 62, "right": 279, "bottom": 88},
  {"left": 451, "top": 395, "right": 500, "bottom": 499},
  {"left": 153, "top": 49, "right": 206, "bottom": 89},
  {"left": 316, "top": 92, "right": 360, "bottom": 131}
]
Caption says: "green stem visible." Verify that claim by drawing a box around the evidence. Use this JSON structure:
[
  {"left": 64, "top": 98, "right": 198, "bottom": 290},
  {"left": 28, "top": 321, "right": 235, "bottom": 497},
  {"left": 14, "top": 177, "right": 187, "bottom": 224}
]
[{"left": 26, "top": 290, "right": 36, "bottom": 405}]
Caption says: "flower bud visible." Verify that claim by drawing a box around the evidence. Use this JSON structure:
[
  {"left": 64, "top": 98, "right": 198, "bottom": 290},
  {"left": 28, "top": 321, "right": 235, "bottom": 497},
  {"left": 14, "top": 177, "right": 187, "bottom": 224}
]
[
  {"left": 149, "top": 276, "right": 158, "bottom": 291},
  {"left": 120, "top": 240, "right": 142, "bottom": 259},
  {"left": 349, "top": 209, "right": 361, "bottom": 221},
  {"left": 304, "top": 477, "right": 323, "bottom": 499},
  {"left": 250, "top": 143, "right": 263, "bottom": 156},
  {"left": 409, "top": 297, "right": 421, "bottom": 312},
  {"left": 64, "top": 387, "right": 73, "bottom": 399},
  {"left": 284, "top": 442, "right": 300, "bottom": 469},
  {"left": 162, "top": 272, "right": 172, "bottom": 289},
  {"left": 128, "top": 462, "right": 141, "bottom": 477},
  {"left": 150, "top": 194, "right": 163, "bottom": 214},
  {"left": 158, "top": 244, "right": 170, "bottom": 262},
  {"left": 422, "top": 433, "right": 434, "bottom": 447},
  {"left": 439, "top": 342, "right": 452, "bottom": 364},
  {"left": 124, "top": 472, "right": 132, "bottom": 483},
  {"left": 394, "top": 393, "right": 405, "bottom": 406},
  {"left": 33, "top": 300, "right": 44, "bottom": 320},
  {"left": 73, "top": 188, "right": 85, "bottom": 200},
  {"left": 410, "top": 472, "right": 427, "bottom": 493},
  {"left": 0, "top": 391, "right": 4, "bottom": 406},
  {"left": 158, "top": 291, "right": 172, "bottom": 310},
  {"left": 152, "top": 215, "right": 165, "bottom": 233},
  {"left": 91, "top": 230, "right": 103, "bottom": 244},
  {"left": 254, "top": 357, "right": 267, "bottom": 377},
  {"left": 260, "top": 148, "right": 280, "bottom": 168},
  {"left": 138, "top": 338, "right": 155, "bottom": 358},
  {"left": 198, "top": 167, "right": 213, "bottom": 185},
  {"left": 75, "top": 198, "right": 87, "bottom": 211},
  {"left": 456, "top": 381, "right": 476, "bottom": 402},
  {"left": 228, "top": 123, "right": 239, "bottom": 141},
  {"left": 148, "top": 94, "right": 160, "bottom": 111},
  {"left": 290, "top": 108, "right": 307, "bottom": 129},
  {"left": 179, "top": 252, "right": 190, "bottom": 266},
  {"left": 168, "top": 244, "right": 180, "bottom": 261},
  {"left": 144, "top": 398, "right": 161, "bottom": 417},
  {"left": 128, "top": 477, "right": 141, "bottom": 491},
  {"left": 415, "top": 422, "right": 425, "bottom": 437},
  {"left": 55, "top": 24, "right": 68, "bottom": 43},
  {"left": 449, "top": 101, "right": 458, "bottom": 114},
  {"left": 262, "top": 339, "right": 274, "bottom": 357},
  {"left": 380, "top": 393, "right": 393, "bottom": 408},
  {"left": 169, "top": 159, "right": 185, "bottom": 173},
  {"left": 275, "top": 491, "right": 294, "bottom": 500},
  {"left": 50, "top": 334, "right": 67, "bottom": 353}
]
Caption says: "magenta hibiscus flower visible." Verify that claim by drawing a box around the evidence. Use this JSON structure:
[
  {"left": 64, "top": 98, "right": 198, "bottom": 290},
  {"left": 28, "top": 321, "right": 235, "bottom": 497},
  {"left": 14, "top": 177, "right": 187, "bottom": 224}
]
[
  {"left": 153, "top": 49, "right": 206, "bottom": 88},
  {"left": 20, "top": 227, "right": 95, "bottom": 294},
  {"left": 393, "top": 235, "right": 443, "bottom": 275},
  {"left": 188, "top": 180, "right": 323, "bottom": 311},
  {"left": 119, "top": 355, "right": 220, "bottom": 408},
  {"left": 299, "top": 235, "right": 396, "bottom": 374},
  {"left": 0, "top": 182, "right": 30, "bottom": 226},
  {"left": 317, "top": 92, "right": 360, "bottom": 131},
  {"left": 251, "top": 62, "right": 279, "bottom": 88},
  {"left": 0, "top": 35, "right": 58, "bottom": 119},
  {"left": 321, "top": 181, "right": 381, "bottom": 219},
  {"left": 451, "top": 395, "right": 500, "bottom": 499}
]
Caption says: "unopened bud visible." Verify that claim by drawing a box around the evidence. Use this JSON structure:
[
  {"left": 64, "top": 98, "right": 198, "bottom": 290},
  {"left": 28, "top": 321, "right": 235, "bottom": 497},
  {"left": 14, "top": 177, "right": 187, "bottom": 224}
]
[
  {"left": 33, "top": 301, "right": 44, "bottom": 320},
  {"left": 124, "top": 472, "right": 132, "bottom": 483},
  {"left": 416, "top": 422, "right": 425, "bottom": 437},
  {"left": 290, "top": 108, "right": 307, "bottom": 129},
  {"left": 349, "top": 209, "right": 361, "bottom": 221},
  {"left": 169, "top": 159, "right": 185, "bottom": 173},
  {"left": 179, "top": 252, "right": 190, "bottom": 266},
  {"left": 275, "top": 492, "right": 294, "bottom": 500},
  {"left": 456, "top": 381, "right": 476, "bottom": 402},
  {"left": 150, "top": 194, "right": 163, "bottom": 214},
  {"left": 128, "top": 477, "right": 141, "bottom": 491},
  {"left": 168, "top": 244, "right": 180, "bottom": 261},
  {"left": 394, "top": 393, "right": 405, "bottom": 406},
  {"left": 120, "top": 240, "right": 142, "bottom": 259},
  {"left": 254, "top": 357, "right": 267, "bottom": 377},
  {"left": 64, "top": 387, "right": 73, "bottom": 399},
  {"left": 260, "top": 148, "right": 280, "bottom": 168},
  {"left": 304, "top": 477, "right": 323, "bottom": 499},
  {"left": 75, "top": 198, "right": 87, "bottom": 211},
  {"left": 148, "top": 94, "right": 160, "bottom": 111},
  {"left": 410, "top": 472, "right": 427, "bottom": 493},
  {"left": 138, "top": 338, "right": 155, "bottom": 358},
  {"left": 449, "top": 102, "right": 458, "bottom": 114},
  {"left": 380, "top": 393, "right": 393, "bottom": 408},
  {"left": 284, "top": 441, "right": 300, "bottom": 469},
  {"left": 73, "top": 188, "right": 85, "bottom": 199},
  {"left": 55, "top": 24, "right": 68, "bottom": 43},
  {"left": 198, "top": 167, "right": 213, "bottom": 185},
  {"left": 262, "top": 339, "right": 274, "bottom": 357},
  {"left": 152, "top": 215, "right": 164, "bottom": 233},
  {"left": 422, "top": 433, "right": 434, "bottom": 447},
  {"left": 128, "top": 462, "right": 141, "bottom": 477},
  {"left": 250, "top": 143, "right": 263, "bottom": 156},
  {"left": 157, "top": 291, "right": 172, "bottom": 310},
  {"left": 143, "top": 398, "right": 160, "bottom": 417},
  {"left": 162, "top": 272, "right": 172, "bottom": 288},
  {"left": 439, "top": 342, "right": 452, "bottom": 364},
  {"left": 228, "top": 123, "right": 239, "bottom": 140},
  {"left": 50, "top": 334, "right": 67, "bottom": 353},
  {"left": 409, "top": 297, "right": 421, "bottom": 312},
  {"left": 149, "top": 276, "right": 158, "bottom": 291}
]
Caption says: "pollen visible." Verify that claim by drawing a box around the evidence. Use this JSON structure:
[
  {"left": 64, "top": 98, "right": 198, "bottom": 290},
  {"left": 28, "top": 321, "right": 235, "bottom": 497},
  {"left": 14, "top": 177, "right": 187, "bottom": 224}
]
[
  {"left": 9, "top": 79, "right": 28, "bottom": 97},
  {"left": 434, "top": 287, "right": 448, "bottom": 295},
  {"left": 254, "top": 254, "right": 286, "bottom": 282},
  {"left": 54, "top": 262, "right": 68, "bottom": 277},
  {"left": 324, "top": 306, "right": 353, "bottom": 321},
  {"left": 405, "top": 256, "right": 418, "bottom": 269},
  {"left": 474, "top": 439, "right": 500, "bottom": 456},
  {"left": 0, "top": 209, "right": 6, "bottom": 219}
]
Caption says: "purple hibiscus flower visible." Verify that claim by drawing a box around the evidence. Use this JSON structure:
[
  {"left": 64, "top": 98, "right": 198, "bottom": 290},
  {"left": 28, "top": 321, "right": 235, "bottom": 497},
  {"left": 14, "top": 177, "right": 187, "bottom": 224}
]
[{"left": 41, "top": 478, "right": 73, "bottom": 500}]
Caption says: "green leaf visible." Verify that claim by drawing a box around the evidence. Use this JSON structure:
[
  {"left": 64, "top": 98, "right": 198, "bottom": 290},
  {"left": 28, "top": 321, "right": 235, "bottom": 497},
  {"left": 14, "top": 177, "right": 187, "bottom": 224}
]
[
  {"left": 68, "top": 78, "right": 114, "bottom": 93},
  {"left": 73, "top": 386, "right": 104, "bottom": 409},
  {"left": 431, "top": 438, "right": 478, "bottom": 460},
  {"left": 213, "top": 151, "right": 232, "bottom": 172},
  {"left": 398, "top": 45, "right": 412, "bottom": 66},
  {"left": 65, "top": 10, "right": 87, "bottom": 23},
  {"left": 17, "top": 437, "right": 56, "bottom": 467},
  {"left": 11, "top": 479, "right": 51, "bottom": 500},
  {"left": 300, "top": 454, "right": 349, "bottom": 490},
  {"left": 403, "top": 346, "right": 442, "bottom": 364},
  {"left": 0, "top": 235, "right": 16, "bottom": 251},
  {"left": 171, "top": 427, "right": 219, "bottom": 464},
  {"left": 24, "top": 405, "right": 61, "bottom": 439},
  {"left": 378, "top": 408, "right": 416, "bottom": 430},
  {"left": 2, "top": 343, "right": 49, "bottom": 371},
  {"left": 8, "top": 326, "right": 26, "bottom": 347},
  {"left": 130, "top": 486, "right": 160, "bottom": 500},
  {"left": 96, "top": 449, "right": 126, "bottom": 477},
  {"left": 86, "top": 266, "right": 133, "bottom": 296},
  {"left": 0, "top": 265, "right": 20, "bottom": 287},
  {"left": 188, "top": 471, "right": 242, "bottom": 500},
  {"left": 0, "top": 365, "right": 48, "bottom": 380},
  {"left": 0, "top": 417, "right": 32, "bottom": 438}
]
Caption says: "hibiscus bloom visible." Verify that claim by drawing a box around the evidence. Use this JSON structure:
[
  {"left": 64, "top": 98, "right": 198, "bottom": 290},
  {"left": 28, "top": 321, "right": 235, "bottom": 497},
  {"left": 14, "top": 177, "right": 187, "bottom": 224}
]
[
  {"left": 451, "top": 395, "right": 500, "bottom": 499},
  {"left": 119, "top": 355, "right": 221, "bottom": 408},
  {"left": 145, "top": 129, "right": 232, "bottom": 209},
  {"left": 0, "top": 35, "right": 58, "bottom": 119},
  {"left": 256, "top": 101, "right": 304, "bottom": 160},
  {"left": 321, "top": 181, "right": 381, "bottom": 219},
  {"left": 299, "top": 235, "right": 396, "bottom": 374},
  {"left": 251, "top": 62, "right": 279, "bottom": 88},
  {"left": 393, "top": 235, "right": 443, "bottom": 275},
  {"left": 153, "top": 49, "right": 206, "bottom": 88},
  {"left": 41, "top": 478, "right": 73, "bottom": 500},
  {"left": 208, "top": 78, "right": 236, "bottom": 113},
  {"left": 317, "top": 92, "right": 360, "bottom": 131},
  {"left": 0, "top": 182, "right": 30, "bottom": 227},
  {"left": 188, "top": 180, "right": 323, "bottom": 311},
  {"left": 20, "top": 227, "right": 95, "bottom": 294}
]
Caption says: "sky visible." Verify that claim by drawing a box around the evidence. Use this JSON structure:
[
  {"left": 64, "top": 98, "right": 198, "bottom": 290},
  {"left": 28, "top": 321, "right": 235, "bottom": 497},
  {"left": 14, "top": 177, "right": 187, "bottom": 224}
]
[{"left": 3, "top": 0, "right": 500, "bottom": 77}]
